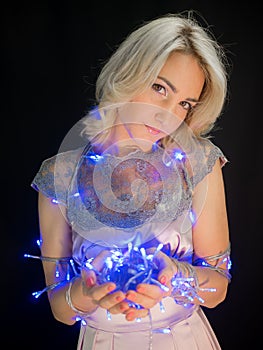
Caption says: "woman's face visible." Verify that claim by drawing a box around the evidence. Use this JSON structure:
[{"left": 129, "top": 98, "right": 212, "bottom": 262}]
[{"left": 116, "top": 51, "right": 205, "bottom": 150}]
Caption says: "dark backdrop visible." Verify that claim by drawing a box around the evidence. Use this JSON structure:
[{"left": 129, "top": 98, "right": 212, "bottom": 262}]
[{"left": 2, "top": 1, "right": 262, "bottom": 349}]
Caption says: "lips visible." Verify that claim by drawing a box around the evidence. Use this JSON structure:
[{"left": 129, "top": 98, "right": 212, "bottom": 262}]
[{"left": 145, "top": 125, "right": 161, "bottom": 135}]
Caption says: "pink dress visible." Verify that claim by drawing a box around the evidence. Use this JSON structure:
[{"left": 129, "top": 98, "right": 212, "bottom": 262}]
[{"left": 32, "top": 134, "right": 228, "bottom": 350}]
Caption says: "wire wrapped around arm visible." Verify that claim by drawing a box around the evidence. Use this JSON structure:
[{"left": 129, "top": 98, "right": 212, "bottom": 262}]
[
  {"left": 170, "top": 259, "right": 216, "bottom": 307},
  {"left": 170, "top": 244, "right": 232, "bottom": 307},
  {"left": 193, "top": 244, "right": 232, "bottom": 282},
  {"left": 65, "top": 276, "right": 94, "bottom": 322}
]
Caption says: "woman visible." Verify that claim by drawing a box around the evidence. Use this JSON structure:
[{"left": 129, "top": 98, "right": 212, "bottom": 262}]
[{"left": 30, "top": 12, "right": 232, "bottom": 349}]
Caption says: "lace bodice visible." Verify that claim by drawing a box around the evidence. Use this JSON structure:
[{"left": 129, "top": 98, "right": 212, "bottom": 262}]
[{"left": 32, "top": 137, "right": 227, "bottom": 264}]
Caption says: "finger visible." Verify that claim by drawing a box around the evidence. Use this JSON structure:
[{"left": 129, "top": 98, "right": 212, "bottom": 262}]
[
  {"left": 83, "top": 250, "right": 112, "bottom": 274},
  {"left": 124, "top": 307, "right": 149, "bottom": 322},
  {"left": 136, "top": 283, "right": 164, "bottom": 299},
  {"left": 81, "top": 269, "right": 97, "bottom": 294},
  {"left": 107, "top": 299, "right": 130, "bottom": 315},
  {"left": 157, "top": 265, "right": 175, "bottom": 285},
  {"left": 98, "top": 290, "right": 126, "bottom": 310},
  {"left": 81, "top": 250, "right": 112, "bottom": 290},
  {"left": 153, "top": 253, "right": 177, "bottom": 286},
  {"left": 126, "top": 286, "right": 162, "bottom": 309},
  {"left": 146, "top": 249, "right": 176, "bottom": 285},
  {"left": 89, "top": 250, "right": 112, "bottom": 271},
  {"left": 88, "top": 282, "right": 117, "bottom": 301},
  {"left": 153, "top": 251, "right": 174, "bottom": 271}
]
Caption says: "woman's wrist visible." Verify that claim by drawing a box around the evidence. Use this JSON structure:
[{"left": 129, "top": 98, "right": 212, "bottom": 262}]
[
  {"left": 65, "top": 276, "right": 97, "bottom": 317},
  {"left": 169, "top": 258, "right": 217, "bottom": 306},
  {"left": 170, "top": 259, "right": 199, "bottom": 284}
]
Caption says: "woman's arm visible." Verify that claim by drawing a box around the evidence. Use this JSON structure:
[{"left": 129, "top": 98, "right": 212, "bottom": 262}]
[
  {"left": 37, "top": 192, "right": 149, "bottom": 324},
  {"left": 38, "top": 192, "right": 99, "bottom": 325},
  {"left": 190, "top": 158, "right": 230, "bottom": 308}
]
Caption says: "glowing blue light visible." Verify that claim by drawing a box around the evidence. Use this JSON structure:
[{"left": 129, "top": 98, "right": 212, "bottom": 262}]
[
  {"left": 66, "top": 271, "right": 71, "bottom": 280},
  {"left": 51, "top": 198, "right": 59, "bottom": 204},
  {"left": 159, "top": 301, "right": 165, "bottom": 313},
  {"left": 88, "top": 154, "right": 104, "bottom": 162},
  {"left": 161, "top": 328, "right": 171, "bottom": 334},
  {"left": 156, "top": 243, "right": 164, "bottom": 252},
  {"left": 83, "top": 241, "right": 167, "bottom": 297},
  {"left": 105, "top": 257, "right": 113, "bottom": 269},
  {"left": 189, "top": 210, "right": 196, "bottom": 225},
  {"left": 32, "top": 291, "right": 41, "bottom": 298},
  {"left": 76, "top": 316, "right": 87, "bottom": 325},
  {"left": 160, "top": 284, "right": 169, "bottom": 292},
  {"left": 73, "top": 192, "right": 80, "bottom": 197},
  {"left": 153, "top": 328, "right": 171, "bottom": 334},
  {"left": 85, "top": 261, "right": 94, "bottom": 269},
  {"left": 173, "top": 150, "right": 185, "bottom": 161},
  {"left": 152, "top": 142, "right": 158, "bottom": 151},
  {"left": 164, "top": 159, "right": 172, "bottom": 167}
]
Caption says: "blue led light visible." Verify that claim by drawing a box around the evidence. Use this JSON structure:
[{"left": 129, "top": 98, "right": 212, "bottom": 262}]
[
  {"left": 87, "top": 153, "right": 104, "bottom": 162},
  {"left": 173, "top": 149, "right": 186, "bottom": 161},
  {"left": 51, "top": 198, "right": 59, "bottom": 204},
  {"left": 83, "top": 242, "right": 167, "bottom": 295},
  {"left": 189, "top": 210, "right": 196, "bottom": 225}
]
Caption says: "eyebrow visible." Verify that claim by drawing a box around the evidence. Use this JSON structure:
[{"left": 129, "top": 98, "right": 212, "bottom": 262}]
[{"left": 157, "top": 75, "right": 200, "bottom": 103}]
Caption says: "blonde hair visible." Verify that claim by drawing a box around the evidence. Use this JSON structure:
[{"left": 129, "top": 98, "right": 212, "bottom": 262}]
[{"left": 82, "top": 12, "right": 229, "bottom": 145}]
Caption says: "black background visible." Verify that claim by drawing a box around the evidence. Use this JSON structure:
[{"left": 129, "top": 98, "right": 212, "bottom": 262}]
[{"left": 2, "top": 0, "right": 262, "bottom": 349}]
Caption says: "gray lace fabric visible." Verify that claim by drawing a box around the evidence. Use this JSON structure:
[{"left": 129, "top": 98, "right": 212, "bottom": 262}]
[{"left": 31, "top": 136, "right": 227, "bottom": 255}]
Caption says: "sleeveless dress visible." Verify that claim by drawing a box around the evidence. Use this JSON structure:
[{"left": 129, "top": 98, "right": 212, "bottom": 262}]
[{"left": 31, "top": 136, "right": 227, "bottom": 350}]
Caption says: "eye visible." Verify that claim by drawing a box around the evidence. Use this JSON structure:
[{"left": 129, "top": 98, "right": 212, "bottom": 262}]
[
  {"left": 180, "top": 101, "right": 193, "bottom": 111},
  {"left": 152, "top": 83, "right": 167, "bottom": 96}
]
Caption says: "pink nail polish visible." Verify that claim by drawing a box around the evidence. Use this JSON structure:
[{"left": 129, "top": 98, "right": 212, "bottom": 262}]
[
  {"left": 127, "top": 312, "right": 134, "bottom": 320},
  {"left": 108, "top": 284, "right": 115, "bottom": 292},
  {"left": 86, "top": 276, "right": 94, "bottom": 287},
  {"left": 160, "top": 276, "right": 166, "bottom": 284},
  {"left": 137, "top": 286, "right": 145, "bottom": 293},
  {"left": 126, "top": 292, "right": 135, "bottom": 301}
]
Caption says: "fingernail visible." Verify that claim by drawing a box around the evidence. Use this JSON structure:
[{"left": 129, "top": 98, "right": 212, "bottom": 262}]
[
  {"left": 86, "top": 276, "right": 94, "bottom": 287},
  {"left": 137, "top": 286, "right": 145, "bottom": 293},
  {"left": 120, "top": 303, "right": 128, "bottom": 311},
  {"left": 108, "top": 284, "right": 115, "bottom": 292},
  {"left": 160, "top": 276, "right": 166, "bottom": 284},
  {"left": 126, "top": 292, "right": 136, "bottom": 301},
  {"left": 126, "top": 312, "right": 134, "bottom": 321}
]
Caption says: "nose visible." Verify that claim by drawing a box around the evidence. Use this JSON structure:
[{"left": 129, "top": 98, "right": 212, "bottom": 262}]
[
  {"left": 154, "top": 110, "right": 172, "bottom": 133},
  {"left": 154, "top": 108, "right": 183, "bottom": 135},
  {"left": 154, "top": 112, "right": 164, "bottom": 123},
  {"left": 154, "top": 108, "right": 175, "bottom": 123}
]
